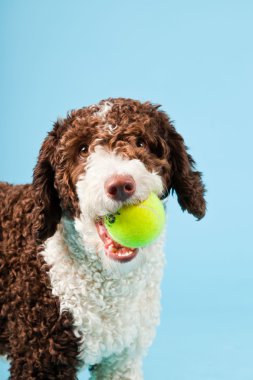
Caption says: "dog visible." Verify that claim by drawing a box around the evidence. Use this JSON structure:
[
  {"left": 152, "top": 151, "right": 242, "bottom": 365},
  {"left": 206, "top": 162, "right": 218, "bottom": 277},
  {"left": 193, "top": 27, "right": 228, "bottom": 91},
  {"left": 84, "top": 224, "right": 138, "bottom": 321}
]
[{"left": 0, "top": 98, "right": 206, "bottom": 379}]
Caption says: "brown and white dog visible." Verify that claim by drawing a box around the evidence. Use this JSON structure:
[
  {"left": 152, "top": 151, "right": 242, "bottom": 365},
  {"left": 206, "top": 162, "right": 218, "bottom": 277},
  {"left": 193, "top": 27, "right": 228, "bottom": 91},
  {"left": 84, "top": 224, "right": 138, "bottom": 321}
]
[{"left": 0, "top": 98, "right": 206, "bottom": 380}]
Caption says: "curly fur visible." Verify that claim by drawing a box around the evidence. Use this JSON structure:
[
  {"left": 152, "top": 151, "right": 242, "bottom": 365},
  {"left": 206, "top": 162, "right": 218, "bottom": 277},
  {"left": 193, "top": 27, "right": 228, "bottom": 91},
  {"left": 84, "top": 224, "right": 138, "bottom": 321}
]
[{"left": 0, "top": 98, "right": 206, "bottom": 379}]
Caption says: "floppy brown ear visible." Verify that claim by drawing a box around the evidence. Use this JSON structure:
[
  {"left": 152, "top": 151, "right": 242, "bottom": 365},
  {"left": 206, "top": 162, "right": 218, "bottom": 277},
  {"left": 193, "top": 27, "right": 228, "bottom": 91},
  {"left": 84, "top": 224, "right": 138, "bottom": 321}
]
[
  {"left": 168, "top": 125, "right": 206, "bottom": 219},
  {"left": 33, "top": 127, "right": 62, "bottom": 241}
]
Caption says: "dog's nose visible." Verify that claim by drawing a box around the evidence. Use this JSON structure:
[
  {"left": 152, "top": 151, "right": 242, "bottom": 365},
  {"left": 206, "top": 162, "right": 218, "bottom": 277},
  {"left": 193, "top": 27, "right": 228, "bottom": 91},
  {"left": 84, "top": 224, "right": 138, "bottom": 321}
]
[{"left": 105, "top": 175, "right": 136, "bottom": 201}]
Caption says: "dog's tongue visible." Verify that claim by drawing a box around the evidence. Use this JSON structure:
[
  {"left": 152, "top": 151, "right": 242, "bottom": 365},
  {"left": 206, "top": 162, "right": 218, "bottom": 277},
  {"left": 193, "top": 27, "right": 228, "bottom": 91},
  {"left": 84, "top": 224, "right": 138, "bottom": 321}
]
[{"left": 95, "top": 221, "right": 137, "bottom": 262}]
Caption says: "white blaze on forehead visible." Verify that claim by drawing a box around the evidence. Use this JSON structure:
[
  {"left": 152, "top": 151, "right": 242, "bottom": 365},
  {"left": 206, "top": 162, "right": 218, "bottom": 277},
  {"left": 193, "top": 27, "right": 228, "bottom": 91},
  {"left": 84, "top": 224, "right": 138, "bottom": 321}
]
[
  {"left": 95, "top": 101, "right": 113, "bottom": 120},
  {"left": 94, "top": 101, "right": 118, "bottom": 134}
]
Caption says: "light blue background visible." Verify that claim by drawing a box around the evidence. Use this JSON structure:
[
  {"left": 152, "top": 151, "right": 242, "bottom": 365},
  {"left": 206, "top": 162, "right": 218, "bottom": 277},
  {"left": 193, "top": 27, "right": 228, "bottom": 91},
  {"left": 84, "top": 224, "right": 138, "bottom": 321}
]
[{"left": 0, "top": 1, "right": 252, "bottom": 379}]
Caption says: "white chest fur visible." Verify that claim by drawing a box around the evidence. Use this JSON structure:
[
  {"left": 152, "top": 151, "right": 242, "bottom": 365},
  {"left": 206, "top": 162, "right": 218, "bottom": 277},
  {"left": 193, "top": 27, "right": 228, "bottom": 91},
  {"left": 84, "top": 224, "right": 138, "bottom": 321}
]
[{"left": 41, "top": 225, "right": 165, "bottom": 366}]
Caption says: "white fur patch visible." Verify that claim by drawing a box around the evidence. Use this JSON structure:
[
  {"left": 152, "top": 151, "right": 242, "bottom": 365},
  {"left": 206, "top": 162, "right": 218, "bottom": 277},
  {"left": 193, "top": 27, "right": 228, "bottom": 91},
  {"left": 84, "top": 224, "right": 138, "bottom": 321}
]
[
  {"left": 76, "top": 146, "right": 163, "bottom": 218},
  {"left": 56, "top": 117, "right": 65, "bottom": 126},
  {"left": 95, "top": 101, "right": 113, "bottom": 120},
  {"left": 40, "top": 146, "right": 167, "bottom": 374},
  {"left": 75, "top": 146, "right": 164, "bottom": 268},
  {"left": 94, "top": 101, "right": 119, "bottom": 135},
  {"left": 41, "top": 226, "right": 165, "bottom": 367}
]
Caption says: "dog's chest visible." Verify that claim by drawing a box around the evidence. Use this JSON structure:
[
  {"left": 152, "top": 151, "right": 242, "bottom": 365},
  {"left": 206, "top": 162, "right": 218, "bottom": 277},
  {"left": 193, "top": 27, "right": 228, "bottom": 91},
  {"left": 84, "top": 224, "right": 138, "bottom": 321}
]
[{"left": 41, "top": 230, "right": 164, "bottom": 365}]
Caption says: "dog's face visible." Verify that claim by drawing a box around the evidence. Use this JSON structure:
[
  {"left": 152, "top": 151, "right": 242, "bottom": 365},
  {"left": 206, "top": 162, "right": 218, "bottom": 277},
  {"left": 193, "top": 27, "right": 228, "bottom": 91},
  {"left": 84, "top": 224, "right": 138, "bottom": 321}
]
[{"left": 33, "top": 98, "right": 206, "bottom": 269}]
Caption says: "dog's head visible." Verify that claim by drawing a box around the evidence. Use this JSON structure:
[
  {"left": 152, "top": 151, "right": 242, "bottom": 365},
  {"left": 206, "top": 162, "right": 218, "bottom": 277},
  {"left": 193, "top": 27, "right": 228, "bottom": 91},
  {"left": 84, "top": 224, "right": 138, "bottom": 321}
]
[{"left": 33, "top": 98, "right": 206, "bottom": 268}]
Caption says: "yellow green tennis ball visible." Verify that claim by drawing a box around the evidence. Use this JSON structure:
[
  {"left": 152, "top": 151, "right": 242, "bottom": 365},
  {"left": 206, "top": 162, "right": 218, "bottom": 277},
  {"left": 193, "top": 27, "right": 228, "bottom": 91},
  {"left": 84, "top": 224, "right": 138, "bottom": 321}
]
[{"left": 104, "top": 192, "right": 166, "bottom": 248}]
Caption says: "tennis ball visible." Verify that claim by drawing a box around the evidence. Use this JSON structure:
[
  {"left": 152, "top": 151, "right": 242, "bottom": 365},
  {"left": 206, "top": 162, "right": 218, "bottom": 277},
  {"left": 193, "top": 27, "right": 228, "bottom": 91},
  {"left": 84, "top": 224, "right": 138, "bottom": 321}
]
[{"left": 104, "top": 192, "right": 166, "bottom": 248}]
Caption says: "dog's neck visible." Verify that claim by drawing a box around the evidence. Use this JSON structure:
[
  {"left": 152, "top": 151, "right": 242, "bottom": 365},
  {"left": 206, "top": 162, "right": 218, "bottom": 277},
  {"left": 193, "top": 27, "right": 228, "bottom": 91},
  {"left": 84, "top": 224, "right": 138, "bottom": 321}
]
[{"left": 61, "top": 216, "right": 96, "bottom": 260}]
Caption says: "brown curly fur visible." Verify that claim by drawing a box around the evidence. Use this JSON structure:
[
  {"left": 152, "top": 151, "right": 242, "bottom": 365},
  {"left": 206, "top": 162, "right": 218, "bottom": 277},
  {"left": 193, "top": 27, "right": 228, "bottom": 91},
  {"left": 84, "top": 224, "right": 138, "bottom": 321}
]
[{"left": 0, "top": 98, "right": 206, "bottom": 379}]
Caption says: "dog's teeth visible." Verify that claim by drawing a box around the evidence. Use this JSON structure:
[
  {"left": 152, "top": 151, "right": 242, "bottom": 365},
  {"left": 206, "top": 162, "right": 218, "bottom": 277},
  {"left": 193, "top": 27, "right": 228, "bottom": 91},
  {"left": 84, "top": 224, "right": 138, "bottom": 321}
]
[{"left": 118, "top": 251, "right": 132, "bottom": 257}]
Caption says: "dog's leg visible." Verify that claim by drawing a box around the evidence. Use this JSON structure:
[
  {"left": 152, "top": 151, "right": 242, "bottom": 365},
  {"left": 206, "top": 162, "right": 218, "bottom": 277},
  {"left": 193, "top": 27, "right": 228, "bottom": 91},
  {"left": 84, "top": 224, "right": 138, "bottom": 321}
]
[
  {"left": 88, "top": 350, "right": 143, "bottom": 380},
  {"left": 88, "top": 279, "right": 161, "bottom": 380},
  {"left": 7, "top": 310, "right": 82, "bottom": 380},
  {"left": 8, "top": 353, "right": 79, "bottom": 380},
  {"left": 8, "top": 341, "right": 81, "bottom": 380}
]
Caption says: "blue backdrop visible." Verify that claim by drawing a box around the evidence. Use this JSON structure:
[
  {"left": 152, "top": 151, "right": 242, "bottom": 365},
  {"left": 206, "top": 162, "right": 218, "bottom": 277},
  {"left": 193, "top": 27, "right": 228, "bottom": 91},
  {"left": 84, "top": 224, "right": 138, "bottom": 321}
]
[{"left": 1, "top": 1, "right": 252, "bottom": 379}]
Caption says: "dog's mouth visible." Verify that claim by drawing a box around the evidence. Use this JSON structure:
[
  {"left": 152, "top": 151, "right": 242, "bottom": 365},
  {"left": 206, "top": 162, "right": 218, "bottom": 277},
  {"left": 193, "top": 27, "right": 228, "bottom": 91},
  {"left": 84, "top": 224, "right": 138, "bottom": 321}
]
[{"left": 95, "top": 220, "right": 138, "bottom": 263}]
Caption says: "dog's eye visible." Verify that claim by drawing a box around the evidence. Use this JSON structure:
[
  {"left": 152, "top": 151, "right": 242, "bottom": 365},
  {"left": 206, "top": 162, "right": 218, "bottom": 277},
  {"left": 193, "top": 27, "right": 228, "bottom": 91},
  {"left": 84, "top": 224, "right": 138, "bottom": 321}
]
[
  {"left": 136, "top": 137, "right": 146, "bottom": 148},
  {"left": 79, "top": 144, "right": 88, "bottom": 157}
]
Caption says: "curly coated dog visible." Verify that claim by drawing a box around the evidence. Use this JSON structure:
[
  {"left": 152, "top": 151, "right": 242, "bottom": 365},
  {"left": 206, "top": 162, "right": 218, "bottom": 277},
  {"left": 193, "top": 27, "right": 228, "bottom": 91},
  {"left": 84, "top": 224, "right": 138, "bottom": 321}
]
[{"left": 0, "top": 98, "right": 206, "bottom": 380}]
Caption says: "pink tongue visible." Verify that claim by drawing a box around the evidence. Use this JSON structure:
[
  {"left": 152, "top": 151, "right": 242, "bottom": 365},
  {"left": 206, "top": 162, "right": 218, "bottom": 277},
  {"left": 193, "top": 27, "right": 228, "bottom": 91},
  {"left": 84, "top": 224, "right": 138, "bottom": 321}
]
[
  {"left": 95, "top": 221, "right": 137, "bottom": 261},
  {"left": 96, "top": 222, "right": 122, "bottom": 248}
]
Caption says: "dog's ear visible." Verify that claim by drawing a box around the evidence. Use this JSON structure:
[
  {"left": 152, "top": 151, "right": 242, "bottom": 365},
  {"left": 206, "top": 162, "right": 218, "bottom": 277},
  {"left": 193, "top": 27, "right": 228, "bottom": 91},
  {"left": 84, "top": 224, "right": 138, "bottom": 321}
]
[
  {"left": 33, "top": 123, "right": 63, "bottom": 241},
  {"left": 156, "top": 109, "right": 206, "bottom": 219},
  {"left": 167, "top": 124, "right": 206, "bottom": 219}
]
